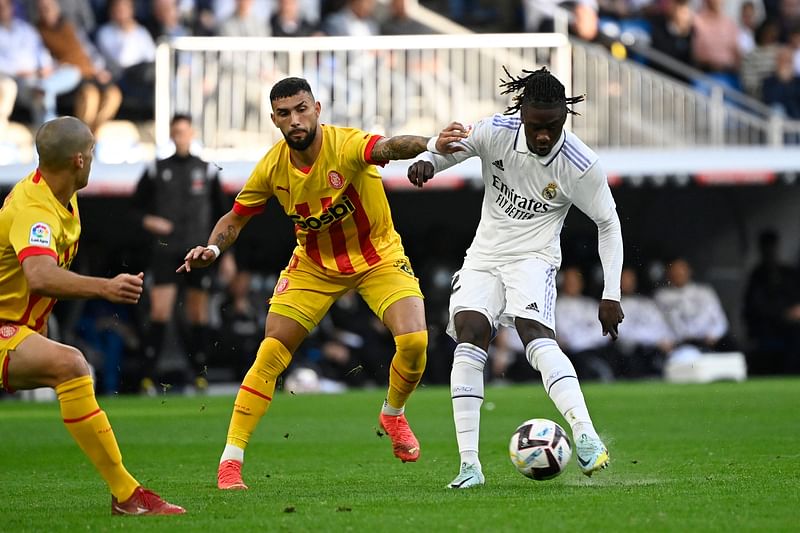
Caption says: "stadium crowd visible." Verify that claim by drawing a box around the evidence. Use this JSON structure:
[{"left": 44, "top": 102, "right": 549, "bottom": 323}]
[
  {"left": 1, "top": 0, "right": 800, "bottom": 396},
  {"left": 2, "top": 0, "right": 800, "bottom": 135}
]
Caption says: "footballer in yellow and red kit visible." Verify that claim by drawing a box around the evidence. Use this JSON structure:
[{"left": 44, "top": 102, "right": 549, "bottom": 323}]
[
  {"left": 233, "top": 124, "right": 422, "bottom": 331},
  {"left": 0, "top": 169, "right": 80, "bottom": 391}
]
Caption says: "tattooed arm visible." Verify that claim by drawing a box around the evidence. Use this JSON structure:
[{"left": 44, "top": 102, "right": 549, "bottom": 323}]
[
  {"left": 177, "top": 210, "right": 252, "bottom": 273},
  {"left": 371, "top": 129, "right": 467, "bottom": 161}
]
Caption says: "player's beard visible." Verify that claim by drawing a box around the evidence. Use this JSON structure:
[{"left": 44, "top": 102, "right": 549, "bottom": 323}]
[{"left": 284, "top": 125, "right": 317, "bottom": 151}]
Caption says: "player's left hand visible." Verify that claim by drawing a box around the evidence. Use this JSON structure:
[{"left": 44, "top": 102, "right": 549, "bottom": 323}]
[
  {"left": 435, "top": 122, "right": 471, "bottom": 154},
  {"left": 177, "top": 246, "right": 217, "bottom": 273},
  {"left": 407, "top": 160, "right": 435, "bottom": 188},
  {"left": 598, "top": 299, "right": 624, "bottom": 340}
]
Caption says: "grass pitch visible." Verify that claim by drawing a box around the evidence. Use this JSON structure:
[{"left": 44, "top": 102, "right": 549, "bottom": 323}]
[{"left": 1, "top": 378, "right": 798, "bottom": 532}]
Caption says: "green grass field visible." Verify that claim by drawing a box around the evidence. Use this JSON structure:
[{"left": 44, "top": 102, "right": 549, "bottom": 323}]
[{"left": 1, "top": 378, "right": 798, "bottom": 532}]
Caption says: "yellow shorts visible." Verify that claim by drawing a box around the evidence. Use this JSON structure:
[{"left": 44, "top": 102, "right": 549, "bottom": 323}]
[
  {"left": 269, "top": 251, "right": 423, "bottom": 332},
  {"left": 0, "top": 323, "right": 36, "bottom": 393}
]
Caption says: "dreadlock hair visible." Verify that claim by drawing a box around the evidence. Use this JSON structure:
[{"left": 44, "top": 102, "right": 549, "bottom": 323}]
[{"left": 499, "top": 66, "right": 585, "bottom": 116}]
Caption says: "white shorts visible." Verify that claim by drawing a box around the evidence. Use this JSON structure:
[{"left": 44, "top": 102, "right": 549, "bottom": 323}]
[{"left": 446, "top": 257, "right": 558, "bottom": 341}]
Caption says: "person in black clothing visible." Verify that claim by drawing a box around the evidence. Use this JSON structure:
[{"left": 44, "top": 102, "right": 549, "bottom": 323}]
[
  {"left": 648, "top": 0, "right": 694, "bottom": 81},
  {"left": 133, "top": 113, "right": 231, "bottom": 393},
  {"left": 743, "top": 229, "right": 800, "bottom": 374}
]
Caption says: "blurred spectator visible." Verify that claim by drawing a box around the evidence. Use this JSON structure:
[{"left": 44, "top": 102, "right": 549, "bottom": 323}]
[
  {"left": 270, "top": 0, "right": 318, "bottom": 36},
  {"left": 310, "top": 290, "right": 395, "bottom": 388},
  {"left": 146, "top": 0, "right": 191, "bottom": 39},
  {"left": 788, "top": 25, "right": 800, "bottom": 75},
  {"left": 649, "top": 0, "right": 694, "bottom": 68},
  {"left": 598, "top": 0, "right": 653, "bottom": 20},
  {"left": 217, "top": 270, "right": 262, "bottom": 381},
  {"left": 28, "top": 0, "right": 96, "bottom": 36},
  {"left": 0, "top": 0, "right": 81, "bottom": 125},
  {"left": 737, "top": 0, "right": 759, "bottom": 55},
  {"left": 217, "top": 0, "right": 270, "bottom": 36},
  {"left": 380, "top": 0, "right": 434, "bottom": 35},
  {"left": 489, "top": 326, "right": 538, "bottom": 383},
  {"left": 762, "top": 45, "right": 800, "bottom": 118},
  {"left": 36, "top": 0, "right": 122, "bottom": 133},
  {"left": 74, "top": 300, "right": 140, "bottom": 394},
  {"left": 617, "top": 266, "right": 674, "bottom": 377},
  {"left": 444, "top": 0, "right": 497, "bottom": 27},
  {"left": 740, "top": 18, "right": 780, "bottom": 99},
  {"left": 522, "top": 0, "right": 599, "bottom": 41},
  {"left": 555, "top": 266, "right": 615, "bottom": 381},
  {"left": 95, "top": 0, "right": 156, "bottom": 118},
  {"left": 212, "top": 0, "right": 270, "bottom": 26},
  {"left": 691, "top": 0, "right": 741, "bottom": 84},
  {"left": 743, "top": 229, "right": 800, "bottom": 374},
  {"left": 132, "top": 114, "right": 232, "bottom": 394},
  {"left": 654, "top": 258, "right": 736, "bottom": 354},
  {"left": 322, "top": 0, "right": 379, "bottom": 36},
  {"left": 779, "top": 0, "right": 800, "bottom": 41},
  {"left": 0, "top": 73, "right": 15, "bottom": 129}
]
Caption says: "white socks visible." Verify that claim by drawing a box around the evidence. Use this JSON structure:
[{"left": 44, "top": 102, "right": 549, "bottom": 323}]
[
  {"left": 220, "top": 444, "right": 244, "bottom": 464},
  {"left": 381, "top": 400, "right": 404, "bottom": 416},
  {"left": 525, "top": 338, "right": 599, "bottom": 440},
  {"left": 451, "top": 343, "right": 487, "bottom": 467}
]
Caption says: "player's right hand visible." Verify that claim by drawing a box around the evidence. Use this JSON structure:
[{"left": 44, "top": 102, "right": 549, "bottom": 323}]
[
  {"left": 106, "top": 272, "right": 144, "bottom": 304},
  {"left": 407, "top": 161, "right": 435, "bottom": 188},
  {"left": 177, "top": 246, "right": 217, "bottom": 273}
]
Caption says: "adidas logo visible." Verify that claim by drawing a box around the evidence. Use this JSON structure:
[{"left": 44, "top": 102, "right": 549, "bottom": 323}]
[
  {"left": 492, "top": 159, "right": 504, "bottom": 171},
  {"left": 525, "top": 302, "right": 539, "bottom": 312}
]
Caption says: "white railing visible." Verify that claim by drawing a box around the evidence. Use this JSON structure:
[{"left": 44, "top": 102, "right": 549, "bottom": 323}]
[
  {"left": 155, "top": 34, "right": 571, "bottom": 158},
  {"left": 155, "top": 34, "right": 800, "bottom": 157},
  {"left": 571, "top": 42, "right": 800, "bottom": 148}
]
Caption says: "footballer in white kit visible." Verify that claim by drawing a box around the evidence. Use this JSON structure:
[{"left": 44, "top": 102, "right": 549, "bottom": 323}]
[{"left": 408, "top": 67, "right": 624, "bottom": 489}]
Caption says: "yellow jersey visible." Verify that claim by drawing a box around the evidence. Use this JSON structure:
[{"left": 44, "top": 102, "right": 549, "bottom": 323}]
[
  {"left": 0, "top": 169, "right": 80, "bottom": 332},
  {"left": 234, "top": 125, "right": 403, "bottom": 275}
]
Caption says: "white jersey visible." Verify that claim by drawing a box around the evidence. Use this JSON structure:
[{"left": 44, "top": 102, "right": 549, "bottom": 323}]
[
  {"left": 619, "top": 294, "right": 675, "bottom": 347},
  {"left": 555, "top": 295, "right": 610, "bottom": 353},
  {"left": 654, "top": 282, "right": 729, "bottom": 342},
  {"left": 418, "top": 113, "right": 623, "bottom": 301}
]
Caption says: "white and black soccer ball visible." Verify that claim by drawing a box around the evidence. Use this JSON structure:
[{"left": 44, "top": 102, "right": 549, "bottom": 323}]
[{"left": 509, "top": 418, "right": 572, "bottom": 480}]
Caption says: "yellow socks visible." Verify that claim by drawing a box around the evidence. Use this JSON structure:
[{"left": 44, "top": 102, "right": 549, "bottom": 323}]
[
  {"left": 226, "top": 337, "right": 293, "bottom": 449},
  {"left": 386, "top": 330, "right": 427, "bottom": 410},
  {"left": 55, "top": 375, "right": 139, "bottom": 501}
]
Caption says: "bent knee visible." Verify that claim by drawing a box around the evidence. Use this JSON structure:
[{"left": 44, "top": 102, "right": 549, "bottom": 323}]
[
  {"left": 52, "top": 346, "right": 91, "bottom": 384},
  {"left": 395, "top": 330, "right": 428, "bottom": 354}
]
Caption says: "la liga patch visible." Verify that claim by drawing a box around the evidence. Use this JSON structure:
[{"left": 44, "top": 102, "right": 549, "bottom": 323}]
[{"left": 29, "top": 222, "right": 51, "bottom": 246}]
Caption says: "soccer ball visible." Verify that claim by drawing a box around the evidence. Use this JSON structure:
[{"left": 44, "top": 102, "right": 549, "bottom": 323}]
[{"left": 509, "top": 418, "right": 572, "bottom": 480}]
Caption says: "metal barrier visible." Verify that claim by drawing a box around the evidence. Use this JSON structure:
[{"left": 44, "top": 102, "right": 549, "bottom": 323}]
[
  {"left": 155, "top": 34, "right": 571, "bottom": 157},
  {"left": 155, "top": 34, "right": 799, "bottom": 157},
  {"left": 571, "top": 42, "right": 800, "bottom": 148}
]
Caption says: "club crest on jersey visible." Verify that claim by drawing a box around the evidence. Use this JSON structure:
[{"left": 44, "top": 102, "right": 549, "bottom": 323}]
[
  {"left": 275, "top": 277, "right": 289, "bottom": 294},
  {"left": 29, "top": 222, "right": 51, "bottom": 246},
  {"left": 0, "top": 324, "right": 18, "bottom": 339},
  {"left": 328, "top": 171, "right": 344, "bottom": 190},
  {"left": 394, "top": 259, "right": 414, "bottom": 277},
  {"left": 542, "top": 182, "right": 558, "bottom": 200}
]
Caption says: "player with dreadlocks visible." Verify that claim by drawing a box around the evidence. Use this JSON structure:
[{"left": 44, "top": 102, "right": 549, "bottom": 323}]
[{"left": 408, "top": 66, "right": 623, "bottom": 488}]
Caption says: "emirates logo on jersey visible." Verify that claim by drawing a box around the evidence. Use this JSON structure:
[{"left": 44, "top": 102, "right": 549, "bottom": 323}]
[
  {"left": 275, "top": 278, "right": 289, "bottom": 295},
  {"left": 0, "top": 324, "right": 18, "bottom": 339},
  {"left": 328, "top": 171, "right": 344, "bottom": 190}
]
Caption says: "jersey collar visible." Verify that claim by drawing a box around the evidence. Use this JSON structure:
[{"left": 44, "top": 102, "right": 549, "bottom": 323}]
[{"left": 513, "top": 126, "right": 566, "bottom": 166}]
